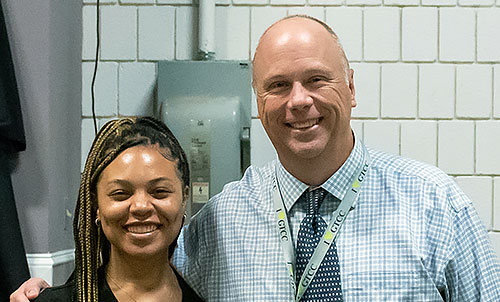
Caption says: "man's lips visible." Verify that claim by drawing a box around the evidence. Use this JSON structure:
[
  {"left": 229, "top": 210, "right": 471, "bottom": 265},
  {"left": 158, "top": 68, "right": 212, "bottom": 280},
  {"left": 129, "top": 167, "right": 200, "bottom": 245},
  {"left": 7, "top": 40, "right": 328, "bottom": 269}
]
[
  {"left": 287, "top": 118, "right": 320, "bottom": 129},
  {"left": 124, "top": 223, "right": 161, "bottom": 234}
]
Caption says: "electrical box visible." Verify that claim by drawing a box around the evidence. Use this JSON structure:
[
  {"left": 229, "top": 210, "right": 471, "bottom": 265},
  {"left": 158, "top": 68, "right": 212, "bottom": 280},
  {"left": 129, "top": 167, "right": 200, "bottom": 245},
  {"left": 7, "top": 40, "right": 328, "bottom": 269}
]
[{"left": 158, "top": 60, "right": 252, "bottom": 219}]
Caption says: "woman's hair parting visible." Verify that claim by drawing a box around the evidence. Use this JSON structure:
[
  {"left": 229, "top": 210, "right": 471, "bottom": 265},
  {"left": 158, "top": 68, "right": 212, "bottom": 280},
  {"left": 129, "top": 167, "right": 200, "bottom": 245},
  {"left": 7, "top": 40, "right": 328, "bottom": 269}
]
[{"left": 73, "top": 116, "right": 189, "bottom": 302}]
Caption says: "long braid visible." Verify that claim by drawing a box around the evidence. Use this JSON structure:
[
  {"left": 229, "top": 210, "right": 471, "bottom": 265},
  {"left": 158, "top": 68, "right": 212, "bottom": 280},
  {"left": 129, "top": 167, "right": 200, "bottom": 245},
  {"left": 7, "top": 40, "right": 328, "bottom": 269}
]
[{"left": 73, "top": 117, "right": 190, "bottom": 302}]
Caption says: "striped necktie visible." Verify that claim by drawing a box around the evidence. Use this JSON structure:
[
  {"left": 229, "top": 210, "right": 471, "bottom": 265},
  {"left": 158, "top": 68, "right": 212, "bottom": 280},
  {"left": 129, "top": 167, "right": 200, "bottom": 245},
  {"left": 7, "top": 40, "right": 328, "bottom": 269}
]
[{"left": 296, "top": 187, "right": 343, "bottom": 301}]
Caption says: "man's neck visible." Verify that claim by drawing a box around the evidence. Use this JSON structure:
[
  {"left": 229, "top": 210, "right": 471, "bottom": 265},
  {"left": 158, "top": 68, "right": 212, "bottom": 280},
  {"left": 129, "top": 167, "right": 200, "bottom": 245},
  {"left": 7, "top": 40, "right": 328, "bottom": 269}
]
[{"left": 280, "top": 133, "right": 355, "bottom": 186}]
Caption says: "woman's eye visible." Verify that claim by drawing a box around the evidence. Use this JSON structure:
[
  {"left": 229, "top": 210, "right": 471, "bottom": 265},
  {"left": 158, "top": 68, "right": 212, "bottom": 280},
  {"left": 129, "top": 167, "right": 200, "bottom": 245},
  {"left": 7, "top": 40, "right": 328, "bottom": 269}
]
[
  {"left": 152, "top": 189, "right": 171, "bottom": 199},
  {"left": 109, "top": 190, "right": 130, "bottom": 201}
]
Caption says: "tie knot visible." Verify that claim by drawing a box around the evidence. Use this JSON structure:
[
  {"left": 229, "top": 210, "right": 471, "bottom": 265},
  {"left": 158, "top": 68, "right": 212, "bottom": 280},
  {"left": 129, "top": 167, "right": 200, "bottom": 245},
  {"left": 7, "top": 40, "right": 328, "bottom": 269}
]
[{"left": 304, "top": 187, "right": 326, "bottom": 215}]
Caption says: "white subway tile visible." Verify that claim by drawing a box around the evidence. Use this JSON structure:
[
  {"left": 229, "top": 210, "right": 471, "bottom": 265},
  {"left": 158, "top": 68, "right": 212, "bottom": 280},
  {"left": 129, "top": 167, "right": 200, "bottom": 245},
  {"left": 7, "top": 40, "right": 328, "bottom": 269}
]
[
  {"left": 250, "top": 7, "right": 287, "bottom": 57},
  {"left": 346, "top": 0, "right": 382, "bottom": 5},
  {"left": 176, "top": 6, "right": 198, "bottom": 60},
  {"left": 381, "top": 64, "right": 418, "bottom": 118},
  {"left": 82, "top": 6, "right": 97, "bottom": 60},
  {"left": 476, "top": 122, "right": 500, "bottom": 174},
  {"left": 418, "top": 64, "right": 455, "bottom": 119},
  {"left": 100, "top": 6, "right": 137, "bottom": 60},
  {"left": 309, "top": 0, "right": 342, "bottom": 5},
  {"left": 422, "top": 0, "right": 456, "bottom": 5},
  {"left": 138, "top": 7, "right": 175, "bottom": 61},
  {"left": 439, "top": 8, "right": 475, "bottom": 62},
  {"left": 455, "top": 176, "right": 493, "bottom": 230},
  {"left": 118, "top": 63, "right": 156, "bottom": 116},
  {"left": 82, "top": 62, "right": 118, "bottom": 117},
  {"left": 459, "top": 0, "right": 494, "bottom": 6},
  {"left": 402, "top": 8, "right": 438, "bottom": 62},
  {"left": 364, "top": 8, "right": 400, "bottom": 62},
  {"left": 157, "top": 0, "right": 192, "bottom": 4},
  {"left": 401, "top": 121, "right": 437, "bottom": 166},
  {"left": 271, "top": 0, "right": 305, "bottom": 4},
  {"left": 489, "top": 232, "right": 500, "bottom": 260},
  {"left": 438, "top": 121, "right": 474, "bottom": 174},
  {"left": 495, "top": 66, "right": 500, "bottom": 118},
  {"left": 120, "top": 0, "right": 154, "bottom": 4},
  {"left": 81, "top": 118, "right": 96, "bottom": 172},
  {"left": 233, "top": 0, "right": 268, "bottom": 4},
  {"left": 326, "top": 8, "right": 362, "bottom": 62},
  {"left": 215, "top": 6, "right": 250, "bottom": 60},
  {"left": 288, "top": 7, "right": 324, "bottom": 20},
  {"left": 251, "top": 118, "right": 277, "bottom": 168},
  {"left": 350, "top": 120, "right": 363, "bottom": 139},
  {"left": 351, "top": 63, "right": 380, "bottom": 118},
  {"left": 363, "top": 121, "right": 400, "bottom": 155},
  {"left": 456, "top": 65, "right": 492, "bottom": 118},
  {"left": 384, "top": 0, "right": 419, "bottom": 5},
  {"left": 83, "top": 0, "right": 116, "bottom": 3},
  {"left": 477, "top": 9, "right": 500, "bottom": 62},
  {"left": 495, "top": 178, "right": 500, "bottom": 230}
]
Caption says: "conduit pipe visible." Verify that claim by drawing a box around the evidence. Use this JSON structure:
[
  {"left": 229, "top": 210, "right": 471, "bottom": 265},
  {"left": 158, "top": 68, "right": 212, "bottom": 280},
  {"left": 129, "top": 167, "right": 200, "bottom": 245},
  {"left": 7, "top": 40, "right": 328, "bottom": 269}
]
[{"left": 198, "top": 0, "right": 216, "bottom": 60}]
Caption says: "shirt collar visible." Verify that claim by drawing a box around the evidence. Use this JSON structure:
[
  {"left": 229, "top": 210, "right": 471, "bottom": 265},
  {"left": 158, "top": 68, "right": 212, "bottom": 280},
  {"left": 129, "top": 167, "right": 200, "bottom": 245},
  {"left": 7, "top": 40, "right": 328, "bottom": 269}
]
[{"left": 276, "top": 131, "right": 365, "bottom": 211}]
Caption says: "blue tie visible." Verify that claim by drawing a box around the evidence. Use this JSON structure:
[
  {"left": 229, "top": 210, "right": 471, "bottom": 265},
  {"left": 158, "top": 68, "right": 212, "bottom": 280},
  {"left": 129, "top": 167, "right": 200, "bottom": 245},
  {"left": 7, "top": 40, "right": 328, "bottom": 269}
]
[{"left": 296, "top": 187, "right": 343, "bottom": 301}]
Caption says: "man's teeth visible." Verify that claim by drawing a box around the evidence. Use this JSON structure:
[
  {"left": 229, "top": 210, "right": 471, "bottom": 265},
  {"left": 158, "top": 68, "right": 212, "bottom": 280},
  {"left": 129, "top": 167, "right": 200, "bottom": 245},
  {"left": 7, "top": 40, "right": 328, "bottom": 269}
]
[
  {"left": 290, "top": 119, "right": 319, "bottom": 129},
  {"left": 127, "top": 224, "right": 158, "bottom": 234}
]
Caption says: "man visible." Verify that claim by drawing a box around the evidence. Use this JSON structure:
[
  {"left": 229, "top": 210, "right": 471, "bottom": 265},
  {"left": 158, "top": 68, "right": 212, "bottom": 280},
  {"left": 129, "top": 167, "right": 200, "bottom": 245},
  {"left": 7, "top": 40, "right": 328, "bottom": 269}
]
[{"left": 11, "top": 15, "right": 500, "bottom": 301}]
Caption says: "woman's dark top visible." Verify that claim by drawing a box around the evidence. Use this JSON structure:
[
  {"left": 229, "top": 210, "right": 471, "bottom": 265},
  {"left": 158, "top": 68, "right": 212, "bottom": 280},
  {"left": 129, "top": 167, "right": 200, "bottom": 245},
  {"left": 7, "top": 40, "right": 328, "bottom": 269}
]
[{"left": 34, "top": 266, "right": 203, "bottom": 302}]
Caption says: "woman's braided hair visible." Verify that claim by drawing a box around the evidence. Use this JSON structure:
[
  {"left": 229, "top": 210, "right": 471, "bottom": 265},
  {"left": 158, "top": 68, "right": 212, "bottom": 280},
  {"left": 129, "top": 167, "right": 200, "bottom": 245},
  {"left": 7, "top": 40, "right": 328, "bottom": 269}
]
[{"left": 73, "top": 116, "right": 190, "bottom": 302}]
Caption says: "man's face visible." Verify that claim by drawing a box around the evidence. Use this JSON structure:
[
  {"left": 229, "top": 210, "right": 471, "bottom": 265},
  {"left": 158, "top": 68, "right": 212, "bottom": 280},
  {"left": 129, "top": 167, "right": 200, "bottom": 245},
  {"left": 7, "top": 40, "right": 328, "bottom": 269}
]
[{"left": 253, "top": 18, "right": 356, "bottom": 163}]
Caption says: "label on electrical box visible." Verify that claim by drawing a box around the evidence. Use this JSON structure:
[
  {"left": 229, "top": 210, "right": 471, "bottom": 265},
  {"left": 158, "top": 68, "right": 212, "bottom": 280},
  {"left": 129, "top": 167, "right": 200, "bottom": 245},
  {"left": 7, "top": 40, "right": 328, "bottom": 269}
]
[{"left": 190, "top": 119, "right": 211, "bottom": 204}]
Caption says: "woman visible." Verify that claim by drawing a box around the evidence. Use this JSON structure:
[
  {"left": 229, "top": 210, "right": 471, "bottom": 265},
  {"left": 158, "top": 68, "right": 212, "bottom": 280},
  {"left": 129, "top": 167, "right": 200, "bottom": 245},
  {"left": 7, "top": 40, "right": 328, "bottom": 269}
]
[{"left": 35, "top": 117, "right": 203, "bottom": 302}]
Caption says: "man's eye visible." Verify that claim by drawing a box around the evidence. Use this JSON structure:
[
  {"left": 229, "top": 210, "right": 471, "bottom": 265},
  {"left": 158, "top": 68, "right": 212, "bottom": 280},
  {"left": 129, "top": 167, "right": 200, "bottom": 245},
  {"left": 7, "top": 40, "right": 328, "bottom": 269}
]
[{"left": 269, "top": 81, "right": 289, "bottom": 91}]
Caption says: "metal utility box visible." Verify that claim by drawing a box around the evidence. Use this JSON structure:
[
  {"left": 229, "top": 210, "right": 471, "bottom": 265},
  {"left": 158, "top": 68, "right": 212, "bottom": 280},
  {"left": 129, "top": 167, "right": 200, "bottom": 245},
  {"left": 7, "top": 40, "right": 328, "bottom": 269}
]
[{"left": 158, "top": 60, "right": 252, "bottom": 218}]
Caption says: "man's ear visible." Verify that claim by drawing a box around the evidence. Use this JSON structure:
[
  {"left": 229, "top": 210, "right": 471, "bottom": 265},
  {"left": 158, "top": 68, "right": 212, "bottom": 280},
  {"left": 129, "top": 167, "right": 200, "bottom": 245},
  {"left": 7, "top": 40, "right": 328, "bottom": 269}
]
[{"left": 348, "top": 68, "right": 356, "bottom": 108}]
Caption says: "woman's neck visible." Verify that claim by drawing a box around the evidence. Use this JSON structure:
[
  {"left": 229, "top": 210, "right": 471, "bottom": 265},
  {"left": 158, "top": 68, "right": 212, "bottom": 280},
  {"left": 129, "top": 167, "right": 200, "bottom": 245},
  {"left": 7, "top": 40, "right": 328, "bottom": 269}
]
[{"left": 106, "top": 251, "right": 181, "bottom": 302}]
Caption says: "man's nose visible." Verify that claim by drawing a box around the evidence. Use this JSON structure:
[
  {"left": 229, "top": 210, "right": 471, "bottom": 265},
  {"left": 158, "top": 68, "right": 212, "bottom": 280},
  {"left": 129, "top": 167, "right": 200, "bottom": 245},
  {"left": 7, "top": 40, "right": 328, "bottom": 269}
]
[{"left": 288, "top": 81, "right": 313, "bottom": 110}]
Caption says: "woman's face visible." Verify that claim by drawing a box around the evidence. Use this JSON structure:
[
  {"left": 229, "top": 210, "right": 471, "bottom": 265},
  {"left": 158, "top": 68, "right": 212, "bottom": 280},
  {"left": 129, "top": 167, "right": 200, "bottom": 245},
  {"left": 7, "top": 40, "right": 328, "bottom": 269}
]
[{"left": 96, "top": 145, "right": 186, "bottom": 260}]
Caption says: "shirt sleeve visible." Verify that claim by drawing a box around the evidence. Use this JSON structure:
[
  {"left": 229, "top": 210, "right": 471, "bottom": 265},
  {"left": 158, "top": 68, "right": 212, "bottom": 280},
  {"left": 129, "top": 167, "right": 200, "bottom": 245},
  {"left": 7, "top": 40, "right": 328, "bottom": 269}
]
[{"left": 445, "top": 204, "right": 500, "bottom": 301}]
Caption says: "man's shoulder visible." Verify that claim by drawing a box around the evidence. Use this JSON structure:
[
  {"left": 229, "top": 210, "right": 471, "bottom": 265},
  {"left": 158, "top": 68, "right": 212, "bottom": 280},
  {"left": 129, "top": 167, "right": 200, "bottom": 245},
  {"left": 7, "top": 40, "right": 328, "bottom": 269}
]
[
  {"left": 368, "top": 147, "right": 451, "bottom": 186},
  {"left": 367, "top": 147, "right": 470, "bottom": 212}
]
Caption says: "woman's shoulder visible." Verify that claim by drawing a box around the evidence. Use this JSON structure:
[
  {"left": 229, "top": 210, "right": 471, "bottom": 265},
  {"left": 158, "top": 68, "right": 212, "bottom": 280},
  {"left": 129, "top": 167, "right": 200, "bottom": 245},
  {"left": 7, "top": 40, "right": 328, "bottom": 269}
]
[{"left": 33, "top": 280, "right": 74, "bottom": 302}]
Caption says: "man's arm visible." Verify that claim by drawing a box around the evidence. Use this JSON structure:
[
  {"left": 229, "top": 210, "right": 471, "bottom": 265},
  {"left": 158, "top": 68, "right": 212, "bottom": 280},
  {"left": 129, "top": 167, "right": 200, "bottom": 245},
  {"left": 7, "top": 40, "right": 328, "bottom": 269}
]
[{"left": 9, "top": 278, "right": 50, "bottom": 302}]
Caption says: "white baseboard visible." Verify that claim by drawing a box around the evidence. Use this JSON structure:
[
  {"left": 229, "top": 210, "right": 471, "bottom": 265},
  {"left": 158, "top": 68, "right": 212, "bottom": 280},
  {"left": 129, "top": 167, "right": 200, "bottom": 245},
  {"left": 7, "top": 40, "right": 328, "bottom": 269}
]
[{"left": 26, "top": 249, "right": 75, "bottom": 286}]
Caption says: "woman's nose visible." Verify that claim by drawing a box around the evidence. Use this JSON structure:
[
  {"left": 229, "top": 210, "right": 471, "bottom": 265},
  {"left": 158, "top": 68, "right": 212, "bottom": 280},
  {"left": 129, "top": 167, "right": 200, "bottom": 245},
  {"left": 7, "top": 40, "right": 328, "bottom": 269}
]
[{"left": 129, "top": 192, "right": 154, "bottom": 218}]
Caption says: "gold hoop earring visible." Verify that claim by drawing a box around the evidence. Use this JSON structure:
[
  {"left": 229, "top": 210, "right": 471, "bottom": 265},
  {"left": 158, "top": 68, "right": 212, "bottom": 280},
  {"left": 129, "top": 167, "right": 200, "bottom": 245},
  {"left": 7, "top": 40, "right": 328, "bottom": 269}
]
[{"left": 95, "top": 218, "right": 101, "bottom": 226}]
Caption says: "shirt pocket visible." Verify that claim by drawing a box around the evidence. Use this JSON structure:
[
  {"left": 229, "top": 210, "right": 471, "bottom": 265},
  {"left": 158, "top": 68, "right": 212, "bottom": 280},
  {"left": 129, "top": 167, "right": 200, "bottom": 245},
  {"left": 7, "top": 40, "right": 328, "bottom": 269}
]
[{"left": 343, "top": 270, "right": 443, "bottom": 302}]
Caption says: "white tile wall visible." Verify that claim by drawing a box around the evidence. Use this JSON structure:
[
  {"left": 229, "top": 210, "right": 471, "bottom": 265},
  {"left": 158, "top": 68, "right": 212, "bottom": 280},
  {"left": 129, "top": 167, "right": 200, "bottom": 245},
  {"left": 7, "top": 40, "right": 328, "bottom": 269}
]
[
  {"left": 100, "top": 6, "right": 137, "bottom": 60},
  {"left": 455, "top": 176, "right": 493, "bottom": 230},
  {"left": 326, "top": 8, "right": 362, "bottom": 62},
  {"left": 439, "top": 8, "right": 475, "bottom": 62},
  {"left": 418, "top": 64, "right": 455, "bottom": 119},
  {"left": 476, "top": 122, "right": 500, "bottom": 175},
  {"left": 495, "top": 178, "right": 500, "bottom": 230},
  {"left": 401, "top": 121, "right": 437, "bottom": 166},
  {"left": 81, "top": 62, "right": 118, "bottom": 116},
  {"left": 456, "top": 65, "right": 492, "bottom": 118},
  {"left": 381, "top": 64, "right": 418, "bottom": 118},
  {"left": 477, "top": 9, "right": 500, "bottom": 62},
  {"left": 495, "top": 66, "right": 500, "bottom": 118},
  {"left": 118, "top": 63, "right": 156, "bottom": 116},
  {"left": 364, "top": 8, "right": 400, "bottom": 62},
  {"left": 82, "top": 1, "right": 500, "bottom": 235},
  {"left": 138, "top": 6, "right": 175, "bottom": 61},
  {"left": 438, "top": 121, "right": 474, "bottom": 174},
  {"left": 351, "top": 63, "right": 380, "bottom": 118},
  {"left": 402, "top": 8, "right": 437, "bottom": 62},
  {"left": 363, "top": 121, "right": 400, "bottom": 155}
]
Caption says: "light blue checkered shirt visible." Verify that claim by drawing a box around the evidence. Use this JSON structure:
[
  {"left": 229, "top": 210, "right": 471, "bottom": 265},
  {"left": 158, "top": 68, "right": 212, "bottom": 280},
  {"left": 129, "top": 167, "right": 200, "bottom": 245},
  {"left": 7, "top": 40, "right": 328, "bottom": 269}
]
[{"left": 173, "top": 136, "right": 500, "bottom": 301}]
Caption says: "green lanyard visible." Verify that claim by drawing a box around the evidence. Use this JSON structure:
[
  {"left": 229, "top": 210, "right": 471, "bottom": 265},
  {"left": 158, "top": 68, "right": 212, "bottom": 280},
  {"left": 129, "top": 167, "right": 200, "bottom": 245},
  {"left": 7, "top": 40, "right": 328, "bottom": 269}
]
[{"left": 272, "top": 147, "right": 370, "bottom": 302}]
